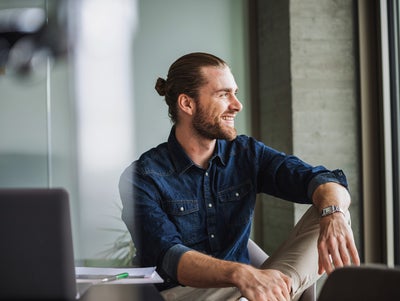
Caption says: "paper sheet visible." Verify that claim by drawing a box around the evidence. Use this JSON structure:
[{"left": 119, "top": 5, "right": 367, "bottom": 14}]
[{"left": 75, "top": 266, "right": 164, "bottom": 284}]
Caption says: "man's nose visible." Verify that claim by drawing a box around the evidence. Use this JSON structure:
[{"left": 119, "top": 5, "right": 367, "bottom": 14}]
[{"left": 230, "top": 94, "right": 243, "bottom": 112}]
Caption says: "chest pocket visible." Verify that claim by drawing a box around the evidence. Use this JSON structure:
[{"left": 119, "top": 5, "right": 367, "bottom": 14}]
[
  {"left": 218, "top": 180, "right": 253, "bottom": 226},
  {"left": 165, "top": 199, "right": 204, "bottom": 245}
]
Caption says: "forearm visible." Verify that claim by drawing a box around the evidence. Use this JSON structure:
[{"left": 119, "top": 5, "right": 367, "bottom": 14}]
[
  {"left": 176, "top": 250, "right": 242, "bottom": 288},
  {"left": 311, "top": 182, "right": 351, "bottom": 212},
  {"left": 176, "top": 250, "right": 292, "bottom": 300}
]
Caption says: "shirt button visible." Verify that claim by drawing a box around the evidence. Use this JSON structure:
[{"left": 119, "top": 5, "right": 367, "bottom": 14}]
[
  {"left": 205, "top": 172, "right": 209, "bottom": 176},
  {"left": 208, "top": 203, "right": 213, "bottom": 208},
  {"left": 235, "top": 192, "right": 240, "bottom": 197},
  {"left": 210, "top": 234, "right": 215, "bottom": 238},
  {"left": 179, "top": 206, "right": 184, "bottom": 212}
]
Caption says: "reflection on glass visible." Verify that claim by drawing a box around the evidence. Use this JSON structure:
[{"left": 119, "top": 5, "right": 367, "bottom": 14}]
[{"left": 73, "top": 0, "right": 136, "bottom": 260}]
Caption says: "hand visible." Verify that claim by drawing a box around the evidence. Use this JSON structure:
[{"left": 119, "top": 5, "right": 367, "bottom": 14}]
[
  {"left": 317, "top": 212, "right": 360, "bottom": 275},
  {"left": 177, "top": 251, "right": 291, "bottom": 300},
  {"left": 234, "top": 266, "right": 292, "bottom": 301}
]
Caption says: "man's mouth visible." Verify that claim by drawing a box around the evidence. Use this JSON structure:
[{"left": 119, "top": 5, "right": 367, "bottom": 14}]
[{"left": 221, "top": 115, "right": 235, "bottom": 126}]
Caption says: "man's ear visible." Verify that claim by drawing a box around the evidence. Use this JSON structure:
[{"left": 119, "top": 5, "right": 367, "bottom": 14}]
[{"left": 177, "top": 93, "right": 195, "bottom": 116}]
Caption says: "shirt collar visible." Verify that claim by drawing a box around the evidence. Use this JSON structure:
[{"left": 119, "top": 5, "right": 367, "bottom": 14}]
[
  {"left": 215, "top": 139, "right": 227, "bottom": 166},
  {"left": 167, "top": 127, "right": 227, "bottom": 174}
]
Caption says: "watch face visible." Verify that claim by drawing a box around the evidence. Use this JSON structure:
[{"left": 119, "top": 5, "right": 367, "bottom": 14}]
[
  {"left": 322, "top": 205, "right": 340, "bottom": 216},
  {"left": 322, "top": 207, "right": 332, "bottom": 215}
]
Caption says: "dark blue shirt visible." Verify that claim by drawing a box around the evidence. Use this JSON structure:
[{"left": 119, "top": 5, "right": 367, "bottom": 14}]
[{"left": 119, "top": 128, "right": 348, "bottom": 290}]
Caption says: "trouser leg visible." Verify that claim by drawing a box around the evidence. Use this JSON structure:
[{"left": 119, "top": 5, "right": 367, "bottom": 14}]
[
  {"left": 260, "top": 205, "right": 351, "bottom": 301},
  {"left": 160, "top": 286, "right": 242, "bottom": 301}
]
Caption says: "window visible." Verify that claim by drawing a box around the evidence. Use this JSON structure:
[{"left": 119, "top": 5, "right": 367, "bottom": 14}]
[{"left": 388, "top": 0, "right": 400, "bottom": 265}]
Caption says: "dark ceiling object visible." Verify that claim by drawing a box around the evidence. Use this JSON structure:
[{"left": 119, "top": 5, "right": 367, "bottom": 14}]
[{"left": 0, "top": 1, "right": 71, "bottom": 76}]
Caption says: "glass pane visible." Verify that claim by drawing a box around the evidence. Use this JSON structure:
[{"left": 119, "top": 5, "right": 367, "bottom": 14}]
[{"left": 0, "top": 0, "right": 49, "bottom": 188}]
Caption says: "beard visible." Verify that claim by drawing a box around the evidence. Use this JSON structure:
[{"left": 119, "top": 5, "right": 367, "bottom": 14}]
[{"left": 192, "top": 104, "right": 237, "bottom": 141}]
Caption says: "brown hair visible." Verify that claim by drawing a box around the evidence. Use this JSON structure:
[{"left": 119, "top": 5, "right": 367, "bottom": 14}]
[{"left": 155, "top": 52, "right": 227, "bottom": 124}]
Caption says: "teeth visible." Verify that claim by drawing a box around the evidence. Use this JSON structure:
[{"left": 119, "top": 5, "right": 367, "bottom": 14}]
[{"left": 222, "top": 116, "right": 234, "bottom": 120}]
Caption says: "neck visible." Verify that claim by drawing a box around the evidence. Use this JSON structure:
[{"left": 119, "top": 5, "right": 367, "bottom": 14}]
[{"left": 175, "top": 125, "right": 216, "bottom": 169}]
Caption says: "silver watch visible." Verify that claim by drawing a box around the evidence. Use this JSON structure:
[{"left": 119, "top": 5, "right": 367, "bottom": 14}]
[{"left": 321, "top": 205, "right": 344, "bottom": 217}]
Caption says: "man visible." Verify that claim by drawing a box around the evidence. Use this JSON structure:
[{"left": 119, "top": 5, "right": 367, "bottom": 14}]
[{"left": 119, "top": 52, "right": 360, "bottom": 301}]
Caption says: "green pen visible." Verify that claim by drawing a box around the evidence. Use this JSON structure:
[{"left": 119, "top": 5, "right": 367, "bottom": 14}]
[{"left": 101, "top": 272, "right": 129, "bottom": 283}]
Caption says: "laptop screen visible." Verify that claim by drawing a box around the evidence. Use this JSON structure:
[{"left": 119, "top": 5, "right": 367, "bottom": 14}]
[{"left": 0, "top": 188, "right": 77, "bottom": 300}]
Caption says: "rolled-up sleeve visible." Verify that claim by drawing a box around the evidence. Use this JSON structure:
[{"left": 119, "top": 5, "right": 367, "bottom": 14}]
[
  {"left": 161, "top": 244, "right": 192, "bottom": 281},
  {"left": 307, "top": 169, "right": 349, "bottom": 199}
]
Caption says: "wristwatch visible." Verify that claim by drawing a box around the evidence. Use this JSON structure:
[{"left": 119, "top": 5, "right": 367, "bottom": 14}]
[{"left": 321, "top": 205, "right": 345, "bottom": 217}]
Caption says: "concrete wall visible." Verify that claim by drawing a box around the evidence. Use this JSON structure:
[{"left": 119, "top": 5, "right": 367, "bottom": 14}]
[{"left": 255, "top": 0, "right": 361, "bottom": 257}]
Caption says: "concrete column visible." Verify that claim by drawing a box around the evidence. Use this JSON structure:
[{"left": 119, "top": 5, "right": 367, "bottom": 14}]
[{"left": 255, "top": 0, "right": 360, "bottom": 255}]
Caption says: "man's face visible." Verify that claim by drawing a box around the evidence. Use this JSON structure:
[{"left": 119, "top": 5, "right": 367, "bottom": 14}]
[{"left": 192, "top": 66, "right": 242, "bottom": 141}]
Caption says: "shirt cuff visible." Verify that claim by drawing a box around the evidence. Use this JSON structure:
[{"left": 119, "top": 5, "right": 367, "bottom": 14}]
[
  {"left": 307, "top": 169, "right": 348, "bottom": 200},
  {"left": 161, "top": 244, "right": 192, "bottom": 282}
]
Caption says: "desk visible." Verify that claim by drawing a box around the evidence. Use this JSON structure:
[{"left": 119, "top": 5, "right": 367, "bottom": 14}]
[{"left": 80, "top": 284, "right": 164, "bottom": 301}]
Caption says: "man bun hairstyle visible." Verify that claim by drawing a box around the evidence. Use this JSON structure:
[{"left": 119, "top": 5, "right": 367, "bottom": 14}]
[
  {"left": 155, "top": 52, "right": 227, "bottom": 124},
  {"left": 155, "top": 77, "right": 167, "bottom": 96}
]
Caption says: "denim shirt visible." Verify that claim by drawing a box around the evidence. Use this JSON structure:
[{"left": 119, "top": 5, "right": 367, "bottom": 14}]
[{"left": 119, "top": 128, "right": 348, "bottom": 290}]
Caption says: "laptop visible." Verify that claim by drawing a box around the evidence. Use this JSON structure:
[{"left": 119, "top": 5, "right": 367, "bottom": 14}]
[{"left": 0, "top": 188, "right": 90, "bottom": 300}]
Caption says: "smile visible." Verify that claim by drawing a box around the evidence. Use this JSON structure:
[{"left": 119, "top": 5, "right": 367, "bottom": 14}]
[{"left": 222, "top": 116, "right": 235, "bottom": 121}]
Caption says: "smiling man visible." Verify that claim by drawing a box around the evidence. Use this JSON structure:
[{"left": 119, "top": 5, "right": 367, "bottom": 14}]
[{"left": 119, "top": 52, "right": 360, "bottom": 301}]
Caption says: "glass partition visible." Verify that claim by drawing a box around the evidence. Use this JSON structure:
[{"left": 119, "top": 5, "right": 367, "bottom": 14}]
[{"left": 0, "top": 0, "right": 137, "bottom": 262}]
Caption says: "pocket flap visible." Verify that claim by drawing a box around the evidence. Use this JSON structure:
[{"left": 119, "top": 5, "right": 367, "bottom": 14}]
[
  {"left": 165, "top": 199, "right": 199, "bottom": 215},
  {"left": 218, "top": 180, "right": 252, "bottom": 203}
]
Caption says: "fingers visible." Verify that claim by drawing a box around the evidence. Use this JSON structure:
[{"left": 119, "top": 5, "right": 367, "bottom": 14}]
[
  {"left": 274, "top": 271, "right": 291, "bottom": 300},
  {"left": 260, "top": 272, "right": 291, "bottom": 301},
  {"left": 330, "top": 237, "right": 348, "bottom": 268},
  {"left": 282, "top": 273, "right": 292, "bottom": 295},
  {"left": 318, "top": 216, "right": 361, "bottom": 275},
  {"left": 239, "top": 269, "right": 291, "bottom": 301},
  {"left": 347, "top": 236, "right": 361, "bottom": 266},
  {"left": 276, "top": 277, "right": 291, "bottom": 301}
]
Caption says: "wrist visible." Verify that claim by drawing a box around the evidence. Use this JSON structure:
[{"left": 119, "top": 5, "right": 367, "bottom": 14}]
[{"left": 230, "top": 263, "right": 253, "bottom": 287}]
